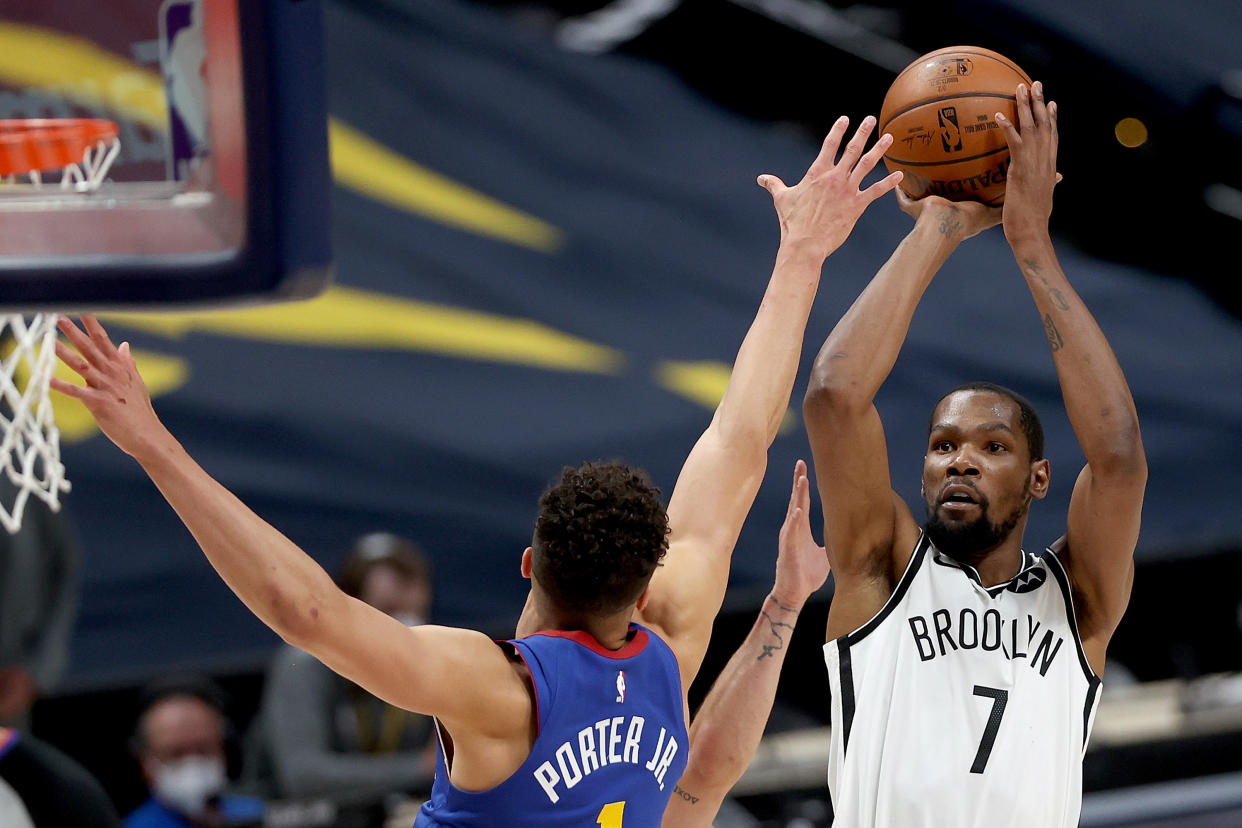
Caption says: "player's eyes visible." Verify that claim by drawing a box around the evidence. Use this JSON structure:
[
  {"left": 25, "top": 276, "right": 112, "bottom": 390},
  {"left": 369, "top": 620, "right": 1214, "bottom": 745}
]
[
  {"left": 934, "top": 441, "right": 953, "bottom": 452},
  {"left": 989, "top": 442, "right": 1006, "bottom": 452}
]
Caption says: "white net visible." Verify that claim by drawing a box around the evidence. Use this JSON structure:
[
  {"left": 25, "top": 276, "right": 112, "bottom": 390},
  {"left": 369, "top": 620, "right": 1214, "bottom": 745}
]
[
  {"left": 0, "top": 133, "right": 120, "bottom": 193},
  {"left": 0, "top": 122, "right": 117, "bottom": 533},
  {"left": 0, "top": 119, "right": 121, "bottom": 195},
  {"left": 0, "top": 313, "right": 70, "bottom": 533}
]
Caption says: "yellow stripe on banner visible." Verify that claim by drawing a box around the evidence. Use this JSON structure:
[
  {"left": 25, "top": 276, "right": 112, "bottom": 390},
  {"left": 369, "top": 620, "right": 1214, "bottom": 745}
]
[
  {"left": 0, "top": 22, "right": 166, "bottom": 128},
  {"left": 104, "top": 286, "right": 624, "bottom": 374},
  {"left": 328, "top": 120, "right": 564, "bottom": 253},
  {"left": 656, "top": 359, "right": 796, "bottom": 428},
  {"left": 656, "top": 360, "right": 734, "bottom": 410}
]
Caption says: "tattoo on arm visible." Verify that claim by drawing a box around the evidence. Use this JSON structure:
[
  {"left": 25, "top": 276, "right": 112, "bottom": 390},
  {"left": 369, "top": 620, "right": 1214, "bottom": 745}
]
[
  {"left": 1024, "top": 257, "right": 1071, "bottom": 310},
  {"left": 938, "top": 209, "right": 963, "bottom": 238},
  {"left": 1023, "top": 258, "right": 1045, "bottom": 282},
  {"left": 1043, "top": 313, "right": 1065, "bottom": 352},
  {"left": 758, "top": 607, "right": 798, "bottom": 661},
  {"left": 767, "top": 595, "right": 799, "bottom": 613},
  {"left": 673, "top": 784, "right": 701, "bottom": 805}
]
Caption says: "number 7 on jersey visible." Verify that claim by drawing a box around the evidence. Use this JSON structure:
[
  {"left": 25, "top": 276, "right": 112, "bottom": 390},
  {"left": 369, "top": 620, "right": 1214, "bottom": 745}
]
[{"left": 970, "top": 685, "right": 1008, "bottom": 774}]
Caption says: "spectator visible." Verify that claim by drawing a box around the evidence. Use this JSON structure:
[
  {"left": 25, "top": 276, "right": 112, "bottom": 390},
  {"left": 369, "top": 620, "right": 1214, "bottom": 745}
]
[
  {"left": 0, "top": 487, "right": 80, "bottom": 729},
  {"left": 127, "top": 677, "right": 263, "bottom": 828},
  {"left": 251, "top": 533, "right": 436, "bottom": 804}
]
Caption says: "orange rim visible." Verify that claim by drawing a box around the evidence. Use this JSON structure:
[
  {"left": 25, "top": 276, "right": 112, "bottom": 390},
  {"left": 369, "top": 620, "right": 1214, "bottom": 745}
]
[{"left": 0, "top": 119, "right": 120, "bottom": 178}]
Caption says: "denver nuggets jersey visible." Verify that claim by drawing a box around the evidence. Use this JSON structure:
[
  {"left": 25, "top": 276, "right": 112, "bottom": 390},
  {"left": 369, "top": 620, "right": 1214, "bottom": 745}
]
[
  {"left": 824, "top": 533, "right": 1101, "bottom": 827},
  {"left": 415, "top": 623, "right": 687, "bottom": 827}
]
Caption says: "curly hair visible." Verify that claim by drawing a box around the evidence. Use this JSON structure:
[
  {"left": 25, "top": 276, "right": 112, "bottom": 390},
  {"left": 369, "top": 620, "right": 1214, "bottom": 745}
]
[{"left": 532, "top": 461, "right": 670, "bottom": 617}]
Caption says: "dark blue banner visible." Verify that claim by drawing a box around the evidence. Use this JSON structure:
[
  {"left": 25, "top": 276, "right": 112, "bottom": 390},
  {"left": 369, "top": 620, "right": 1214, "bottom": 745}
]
[{"left": 54, "top": 0, "right": 1242, "bottom": 688}]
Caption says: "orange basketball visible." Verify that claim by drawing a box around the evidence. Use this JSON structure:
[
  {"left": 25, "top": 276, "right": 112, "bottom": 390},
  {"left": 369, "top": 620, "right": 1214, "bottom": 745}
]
[{"left": 879, "top": 46, "right": 1032, "bottom": 205}]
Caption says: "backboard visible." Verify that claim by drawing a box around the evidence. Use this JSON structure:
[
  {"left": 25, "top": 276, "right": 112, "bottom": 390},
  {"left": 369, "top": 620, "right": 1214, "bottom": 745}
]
[{"left": 0, "top": 0, "right": 332, "bottom": 310}]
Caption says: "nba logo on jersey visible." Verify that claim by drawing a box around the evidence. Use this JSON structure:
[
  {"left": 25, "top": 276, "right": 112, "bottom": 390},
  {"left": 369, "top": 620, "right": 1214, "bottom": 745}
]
[{"left": 615, "top": 671, "right": 626, "bottom": 703}]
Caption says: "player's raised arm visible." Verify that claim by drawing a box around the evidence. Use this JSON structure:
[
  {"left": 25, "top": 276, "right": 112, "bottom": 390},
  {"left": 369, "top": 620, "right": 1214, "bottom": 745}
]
[
  {"left": 50, "top": 317, "right": 530, "bottom": 736},
  {"left": 997, "top": 82, "right": 1146, "bottom": 673},
  {"left": 638, "top": 116, "right": 900, "bottom": 689},
  {"left": 802, "top": 180, "right": 1002, "bottom": 635},
  {"left": 662, "top": 461, "right": 829, "bottom": 828}
]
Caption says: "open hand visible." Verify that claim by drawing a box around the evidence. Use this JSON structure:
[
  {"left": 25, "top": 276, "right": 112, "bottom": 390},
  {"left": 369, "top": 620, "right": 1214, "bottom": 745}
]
[
  {"left": 759, "top": 116, "right": 904, "bottom": 260},
  {"left": 50, "top": 315, "right": 167, "bottom": 461},
  {"left": 771, "top": 460, "right": 831, "bottom": 608},
  {"left": 996, "top": 80, "right": 1059, "bottom": 244}
]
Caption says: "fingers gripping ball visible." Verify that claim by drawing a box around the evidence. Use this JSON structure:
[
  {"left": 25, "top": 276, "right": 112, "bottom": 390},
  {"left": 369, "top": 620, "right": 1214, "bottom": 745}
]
[{"left": 880, "top": 46, "right": 1032, "bottom": 205}]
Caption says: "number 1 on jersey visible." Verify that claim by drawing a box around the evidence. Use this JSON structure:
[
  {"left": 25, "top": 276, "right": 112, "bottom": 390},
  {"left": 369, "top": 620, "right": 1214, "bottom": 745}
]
[
  {"left": 597, "top": 801, "right": 625, "bottom": 827},
  {"left": 970, "top": 685, "right": 1008, "bottom": 774}
]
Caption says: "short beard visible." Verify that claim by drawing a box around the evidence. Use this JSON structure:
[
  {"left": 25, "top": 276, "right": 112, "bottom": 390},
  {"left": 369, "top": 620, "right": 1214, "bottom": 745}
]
[{"left": 924, "top": 497, "right": 1026, "bottom": 568}]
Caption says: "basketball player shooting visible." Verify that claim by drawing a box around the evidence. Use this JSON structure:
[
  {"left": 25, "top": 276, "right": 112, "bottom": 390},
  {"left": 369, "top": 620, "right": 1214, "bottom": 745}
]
[
  {"left": 51, "top": 116, "right": 900, "bottom": 826},
  {"left": 804, "top": 82, "right": 1146, "bottom": 825}
]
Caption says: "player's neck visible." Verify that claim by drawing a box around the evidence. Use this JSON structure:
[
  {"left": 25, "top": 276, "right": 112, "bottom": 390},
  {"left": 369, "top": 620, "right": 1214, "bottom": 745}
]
[
  {"left": 573, "top": 618, "right": 637, "bottom": 650},
  {"left": 929, "top": 511, "right": 1031, "bottom": 587},
  {"left": 972, "top": 541, "right": 1025, "bottom": 587},
  {"left": 520, "top": 600, "right": 636, "bottom": 649}
]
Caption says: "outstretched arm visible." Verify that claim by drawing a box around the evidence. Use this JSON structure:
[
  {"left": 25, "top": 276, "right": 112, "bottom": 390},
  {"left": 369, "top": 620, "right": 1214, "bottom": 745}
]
[
  {"left": 638, "top": 116, "right": 901, "bottom": 690},
  {"left": 662, "top": 461, "right": 829, "bottom": 828},
  {"left": 803, "top": 189, "right": 1001, "bottom": 637},
  {"left": 51, "top": 318, "right": 531, "bottom": 737},
  {"left": 263, "top": 648, "right": 435, "bottom": 800},
  {"left": 997, "top": 82, "right": 1146, "bottom": 673}
]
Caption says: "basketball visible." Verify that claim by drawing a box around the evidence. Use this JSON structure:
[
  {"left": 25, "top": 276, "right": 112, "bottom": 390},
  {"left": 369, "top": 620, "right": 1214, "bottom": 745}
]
[{"left": 879, "top": 46, "right": 1032, "bottom": 205}]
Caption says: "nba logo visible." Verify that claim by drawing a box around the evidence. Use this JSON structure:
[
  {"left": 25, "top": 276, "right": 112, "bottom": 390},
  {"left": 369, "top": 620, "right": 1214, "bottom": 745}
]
[
  {"left": 616, "top": 671, "right": 626, "bottom": 703},
  {"left": 938, "top": 106, "right": 963, "bottom": 153},
  {"left": 160, "top": 0, "right": 209, "bottom": 180}
]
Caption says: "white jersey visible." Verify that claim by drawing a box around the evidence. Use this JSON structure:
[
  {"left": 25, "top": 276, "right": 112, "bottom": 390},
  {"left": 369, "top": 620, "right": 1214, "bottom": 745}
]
[{"left": 824, "top": 533, "right": 1101, "bottom": 827}]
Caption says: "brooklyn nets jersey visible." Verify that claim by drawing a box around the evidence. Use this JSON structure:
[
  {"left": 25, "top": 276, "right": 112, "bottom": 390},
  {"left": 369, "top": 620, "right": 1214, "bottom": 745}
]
[{"left": 824, "top": 533, "right": 1101, "bottom": 827}]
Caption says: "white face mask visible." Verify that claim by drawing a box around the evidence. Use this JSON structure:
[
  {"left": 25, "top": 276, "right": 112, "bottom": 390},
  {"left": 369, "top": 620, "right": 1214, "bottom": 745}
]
[{"left": 153, "top": 755, "right": 226, "bottom": 818}]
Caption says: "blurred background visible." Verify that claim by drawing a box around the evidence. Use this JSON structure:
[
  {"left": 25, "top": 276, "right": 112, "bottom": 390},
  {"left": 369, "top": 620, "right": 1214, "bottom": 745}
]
[{"left": 3, "top": 0, "right": 1241, "bottom": 825}]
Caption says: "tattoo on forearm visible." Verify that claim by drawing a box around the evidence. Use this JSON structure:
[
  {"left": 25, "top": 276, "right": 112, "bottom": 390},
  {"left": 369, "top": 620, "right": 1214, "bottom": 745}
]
[
  {"left": 758, "top": 608, "right": 797, "bottom": 661},
  {"left": 939, "top": 209, "right": 963, "bottom": 238},
  {"left": 1023, "top": 258, "right": 1071, "bottom": 309},
  {"left": 1043, "top": 313, "right": 1064, "bottom": 352},
  {"left": 673, "top": 785, "right": 701, "bottom": 805},
  {"left": 767, "top": 594, "right": 799, "bottom": 614}
]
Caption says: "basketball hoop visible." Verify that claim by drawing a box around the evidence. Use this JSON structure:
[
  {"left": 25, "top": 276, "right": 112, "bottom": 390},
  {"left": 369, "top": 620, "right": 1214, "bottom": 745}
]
[
  {"left": 0, "top": 119, "right": 119, "bottom": 532},
  {"left": 0, "top": 119, "right": 121, "bottom": 192}
]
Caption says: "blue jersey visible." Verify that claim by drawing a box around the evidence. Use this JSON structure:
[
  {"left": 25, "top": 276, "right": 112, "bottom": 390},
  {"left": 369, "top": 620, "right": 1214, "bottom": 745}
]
[{"left": 415, "top": 623, "right": 688, "bottom": 827}]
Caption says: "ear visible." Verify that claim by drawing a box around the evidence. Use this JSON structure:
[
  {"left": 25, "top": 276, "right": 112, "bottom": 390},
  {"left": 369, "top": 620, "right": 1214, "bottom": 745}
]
[
  {"left": 521, "top": 547, "right": 533, "bottom": 579},
  {"left": 634, "top": 584, "right": 651, "bottom": 612},
  {"left": 1029, "top": 458, "right": 1051, "bottom": 500}
]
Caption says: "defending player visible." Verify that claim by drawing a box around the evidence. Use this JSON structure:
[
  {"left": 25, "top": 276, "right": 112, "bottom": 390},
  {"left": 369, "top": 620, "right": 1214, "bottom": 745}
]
[
  {"left": 53, "top": 116, "right": 901, "bottom": 826},
  {"left": 803, "top": 82, "right": 1146, "bottom": 825},
  {"left": 662, "top": 460, "right": 829, "bottom": 827}
]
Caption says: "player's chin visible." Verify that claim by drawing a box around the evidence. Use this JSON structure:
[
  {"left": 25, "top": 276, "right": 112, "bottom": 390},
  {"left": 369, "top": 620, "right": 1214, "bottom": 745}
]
[{"left": 935, "top": 503, "right": 984, "bottom": 525}]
